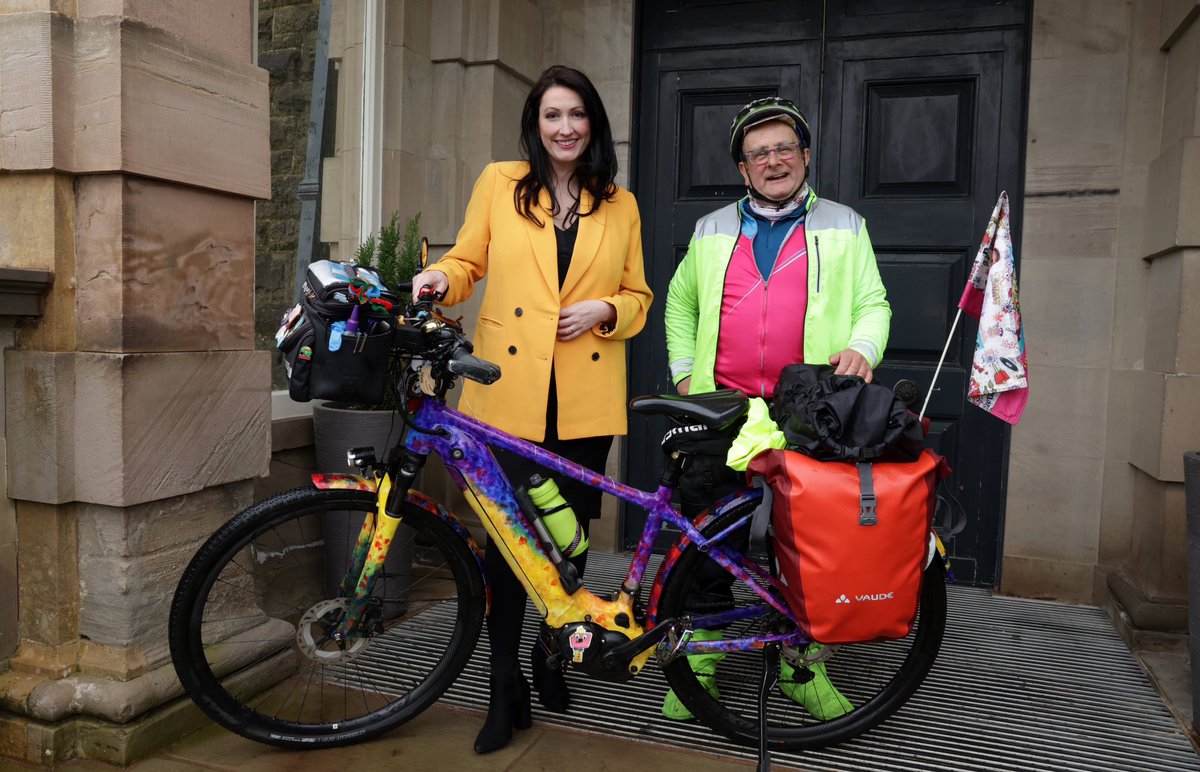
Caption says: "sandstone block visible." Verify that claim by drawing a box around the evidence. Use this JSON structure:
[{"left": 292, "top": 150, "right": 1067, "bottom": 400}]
[
  {"left": 1004, "top": 450, "right": 1102, "bottom": 564},
  {"left": 1, "top": 14, "right": 269, "bottom": 197},
  {"left": 14, "top": 500, "right": 78, "bottom": 648},
  {"left": 1024, "top": 52, "right": 1126, "bottom": 187},
  {"left": 75, "top": 174, "right": 255, "bottom": 353},
  {"left": 76, "top": 0, "right": 254, "bottom": 63},
  {"left": 0, "top": 172, "right": 77, "bottom": 352},
  {"left": 430, "top": 62, "right": 466, "bottom": 160},
  {"left": 430, "top": 0, "right": 468, "bottom": 61},
  {"left": 382, "top": 150, "right": 426, "bottom": 231},
  {"left": 494, "top": 0, "right": 542, "bottom": 82},
  {"left": 76, "top": 482, "right": 255, "bottom": 660},
  {"left": 384, "top": 45, "right": 433, "bottom": 154},
  {"left": 999, "top": 554, "right": 1095, "bottom": 603},
  {"left": 1129, "top": 467, "right": 1188, "bottom": 602},
  {"left": 387, "top": 0, "right": 432, "bottom": 57},
  {"left": 1143, "top": 250, "right": 1184, "bottom": 373},
  {"left": 319, "top": 153, "right": 345, "bottom": 246},
  {"left": 584, "top": 2, "right": 634, "bottom": 85},
  {"left": 1144, "top": 137, "right": 1200, "bottom": 256},
  {"left": 1129, "top": 368, "right": 1200, "bottom": 482},
  {"left": 1020, "top": 258, "right": 1114, "bottom": 369},
  {"left": 0, "top": 1, "right": 72, "bottom": 11},
  {"left": 5, "top": 350, "right": 271, "bottom": 507},
  {"left": 0, "top": 12, "right": 75, "bottom": 170}
]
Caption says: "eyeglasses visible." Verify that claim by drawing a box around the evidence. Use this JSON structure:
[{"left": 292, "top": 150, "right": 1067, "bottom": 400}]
[{"left": 743, "top": 141, "right": 802, "bottom": 165}]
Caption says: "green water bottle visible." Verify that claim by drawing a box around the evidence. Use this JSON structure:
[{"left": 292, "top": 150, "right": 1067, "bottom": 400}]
[{"left": 526, "top": 474, "right": 588, "bottom": 558}]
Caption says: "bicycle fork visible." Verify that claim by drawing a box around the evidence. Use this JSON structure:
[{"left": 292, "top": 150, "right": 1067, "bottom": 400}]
[{"left": 332, "top": 448, "right": 428, "bottom": 646}]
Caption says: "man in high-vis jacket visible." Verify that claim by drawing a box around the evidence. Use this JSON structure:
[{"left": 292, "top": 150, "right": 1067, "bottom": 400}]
[{"left": 661, "top": 96, "right": 891, "bottom": 721}]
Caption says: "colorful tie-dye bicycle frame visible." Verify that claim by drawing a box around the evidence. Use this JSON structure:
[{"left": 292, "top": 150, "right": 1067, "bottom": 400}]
[{"left": 324, "top": 393, "right": 810, "bottom": 674}]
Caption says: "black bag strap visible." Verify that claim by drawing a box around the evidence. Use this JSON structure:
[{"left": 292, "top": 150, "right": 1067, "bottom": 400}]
[
  {"left": 857, "top": 462, "right": 878, "bottom": 526},
  {"left": 749, "top": 475, "right": 774, "bottom": 555}
]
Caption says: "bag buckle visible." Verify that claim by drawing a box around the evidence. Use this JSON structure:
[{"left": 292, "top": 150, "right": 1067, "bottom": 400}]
[
  {"left": 856, "top": 462, "right": 878, "bottom": 526},
  {"left": 858, "top": 491, "right": 878, "bottom": 526}
]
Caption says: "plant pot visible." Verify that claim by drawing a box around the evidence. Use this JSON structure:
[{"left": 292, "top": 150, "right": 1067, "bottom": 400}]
[{"left": 312, "top": 400, "right": 413, "bottom": 618}]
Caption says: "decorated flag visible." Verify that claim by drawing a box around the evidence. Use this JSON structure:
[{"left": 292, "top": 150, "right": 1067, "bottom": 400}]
[{"left": 958, "top": 192, "right": 1028, "bottom": 424}]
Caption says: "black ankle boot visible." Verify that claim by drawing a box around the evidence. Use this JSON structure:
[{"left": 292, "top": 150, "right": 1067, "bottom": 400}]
[
  {"left": 531, "top": 632, "right": 570, "bottom": 713},
  {"left": 474, "top": 669, "right": 532, "bottom": 754}
]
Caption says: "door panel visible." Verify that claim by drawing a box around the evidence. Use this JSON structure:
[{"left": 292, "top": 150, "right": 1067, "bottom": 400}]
[
  {"left": 824, "top": 0, "right": 1027, "bottom": 37},
  {"left": 641, "top": 0, "right": 819, "bottom": 50},
  {"left": 627, "top": 1, "right": 1029, "bottom": 586}
]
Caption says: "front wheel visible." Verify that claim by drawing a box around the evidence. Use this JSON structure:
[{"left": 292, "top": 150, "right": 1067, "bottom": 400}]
[
  {"left": 656, "top": 502, "right": 946, "bottom": 750},
  {"left": 169, "top": 487, "right": 486, "bottom": 748}
]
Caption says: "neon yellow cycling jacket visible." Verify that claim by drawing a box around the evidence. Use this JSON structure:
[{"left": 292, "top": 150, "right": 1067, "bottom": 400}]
[{"left": 665, "top": 189, "right": 891, "bottom": 394}]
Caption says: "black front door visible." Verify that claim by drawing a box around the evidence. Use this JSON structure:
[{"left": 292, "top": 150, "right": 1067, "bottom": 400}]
[{"left": 624, "top": 0, "right": 1030, "bottom": 588}]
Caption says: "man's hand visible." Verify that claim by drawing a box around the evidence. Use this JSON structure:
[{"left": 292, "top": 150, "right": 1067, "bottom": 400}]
[
  {"left": 410, "top": 270, "right": 449, "bottom": 298},
  {"left": 676, "top": 376, "right": 692, "bottom": 396},
  {"left": 557, "top": 300, "right": 616, "bottom": 341},
  {"left": 829, "top": 349, "right": 874, "bottom": 383}
]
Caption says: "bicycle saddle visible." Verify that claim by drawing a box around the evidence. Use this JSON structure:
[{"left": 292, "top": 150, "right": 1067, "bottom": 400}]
[{"left": 629, "top": 389, "right": 749, "bottom": 430}]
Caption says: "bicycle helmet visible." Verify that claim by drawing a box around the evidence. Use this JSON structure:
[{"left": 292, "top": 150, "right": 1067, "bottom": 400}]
[{"left": 729, "top": 97, "right": 812, "bottom": 163}]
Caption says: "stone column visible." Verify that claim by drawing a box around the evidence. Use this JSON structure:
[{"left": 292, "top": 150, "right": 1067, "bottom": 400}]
[
  {"left": 1109, "top": 2, "right": 1200, "bottom": 640},
  {"left": 0, "top": 2, "right": 269, "bottom": 765}
]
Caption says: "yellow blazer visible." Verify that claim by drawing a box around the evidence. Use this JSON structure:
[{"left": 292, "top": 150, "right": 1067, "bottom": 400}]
[{"left": 433, "top": 161, "right": 653, "bottom": 441}]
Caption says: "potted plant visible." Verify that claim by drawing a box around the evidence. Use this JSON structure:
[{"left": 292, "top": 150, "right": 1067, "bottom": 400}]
[{"left": 314, "top": 212, "right": 423, "bottom": 612}]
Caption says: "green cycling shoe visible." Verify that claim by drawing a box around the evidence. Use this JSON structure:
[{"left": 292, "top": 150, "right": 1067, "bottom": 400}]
[
  {"left": 661, "top": 629, "right": 725, "bottom": 721},
  {"left": 778, "top": 645, "right": 854, "bottom": 720},
  {"left": 663, "top": 638, "right": 853, "bottom": 722}
]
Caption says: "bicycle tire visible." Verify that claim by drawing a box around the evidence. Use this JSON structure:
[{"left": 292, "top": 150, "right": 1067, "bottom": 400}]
[
  {"left": 656, "top": 500, "right": 946, "bottom": 750},
  {"left": 169, "top": 487, "right": 485, "bottom": 748}
]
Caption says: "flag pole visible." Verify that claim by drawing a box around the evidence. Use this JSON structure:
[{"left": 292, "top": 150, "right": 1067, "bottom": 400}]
[{"left": 920, "top": 307, "right": 962, "bottom": 422}]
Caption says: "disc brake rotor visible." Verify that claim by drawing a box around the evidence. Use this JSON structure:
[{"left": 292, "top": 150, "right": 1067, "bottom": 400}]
[{"left": 296, "top": 598, "right": 370, "bottom": 663}]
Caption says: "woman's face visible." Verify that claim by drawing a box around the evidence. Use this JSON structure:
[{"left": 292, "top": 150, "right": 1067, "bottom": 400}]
[{"left": 538, "top": 86, "right": 591, "bottom": 175}]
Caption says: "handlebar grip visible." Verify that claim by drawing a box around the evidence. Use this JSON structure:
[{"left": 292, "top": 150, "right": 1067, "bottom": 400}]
[{"left": 445, "top": 345, "right": 501, "bottom": 385}]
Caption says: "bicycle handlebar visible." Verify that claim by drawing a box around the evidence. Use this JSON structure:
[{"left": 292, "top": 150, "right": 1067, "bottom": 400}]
[{"left": 391, "top": 282, "right": 502, "bottom": 387}]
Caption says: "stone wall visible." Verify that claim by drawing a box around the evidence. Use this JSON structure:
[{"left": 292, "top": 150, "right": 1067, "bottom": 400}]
[
  {"left": 1000, "top": 0, "right": 1135, "bottom": 601},
  {"left": 1002, "top": 0, "right": 1200, "bottom": 623},
  {"left": 0, "top": 1, "right": 270, "bottom": 764}
]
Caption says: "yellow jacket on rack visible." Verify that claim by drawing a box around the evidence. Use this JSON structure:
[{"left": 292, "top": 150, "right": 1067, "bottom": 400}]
[{"left": 432, "top": 161, "right": 653, "bottom": 441}]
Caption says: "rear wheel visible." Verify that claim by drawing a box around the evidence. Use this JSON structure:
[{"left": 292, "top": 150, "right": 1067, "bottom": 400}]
[
  {"left": 656, "top": 501, "right": 946, "bottom": 750},
  {"left": 169, "top": 487, "right": 485, "bottom": 748}
]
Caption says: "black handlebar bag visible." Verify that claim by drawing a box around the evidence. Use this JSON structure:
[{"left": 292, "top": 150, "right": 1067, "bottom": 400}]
[{"left": 277, "top": 297, "right": 395, "bottom": 404}]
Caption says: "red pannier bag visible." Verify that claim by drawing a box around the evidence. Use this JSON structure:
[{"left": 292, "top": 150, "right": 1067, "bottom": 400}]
[{"left": 747, "top": 448, "right": 950, "bottom": 645}]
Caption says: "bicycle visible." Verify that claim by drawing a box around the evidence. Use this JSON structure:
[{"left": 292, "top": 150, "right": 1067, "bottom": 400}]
[{"left": 168, "top": 289, "right": 947, "bottom": 755}]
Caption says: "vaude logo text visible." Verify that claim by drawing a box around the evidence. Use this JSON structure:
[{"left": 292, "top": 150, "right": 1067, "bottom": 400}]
[{"left": 854, "top": 592, "right": 894, "bottom": 602}]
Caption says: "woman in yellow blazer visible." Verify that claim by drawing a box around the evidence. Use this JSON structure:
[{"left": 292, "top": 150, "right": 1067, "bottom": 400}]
[{"left": 412, "top": 66, "right": 652, "bottom": 754}]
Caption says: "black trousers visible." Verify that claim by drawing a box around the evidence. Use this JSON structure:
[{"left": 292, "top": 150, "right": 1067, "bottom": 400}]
[
  {"left": 677, "top": 434, "right": 749, "bottom": 615},
  {"left": 483, "top": 372, "right": 613, "bottom": 674}
]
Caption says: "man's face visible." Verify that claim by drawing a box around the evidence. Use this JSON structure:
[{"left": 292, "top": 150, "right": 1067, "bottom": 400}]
[{"left": 738, "top": 121, "right": 810, "bottom": 202}]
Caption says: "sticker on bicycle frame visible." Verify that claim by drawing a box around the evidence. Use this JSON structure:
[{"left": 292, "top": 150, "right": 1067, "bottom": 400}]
[{"left": 568, "top": 625, "right": 593, "bottom": 663}]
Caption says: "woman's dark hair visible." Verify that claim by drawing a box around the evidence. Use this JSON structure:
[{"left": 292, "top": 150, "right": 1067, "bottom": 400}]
[{"left": 514, "top": 65, "right": 618, "bottom": 226}]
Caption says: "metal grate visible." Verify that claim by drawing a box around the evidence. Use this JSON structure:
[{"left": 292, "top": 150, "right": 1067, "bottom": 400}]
[{"left": 392, "top": 552, "right": 1200, "bottom": 771}]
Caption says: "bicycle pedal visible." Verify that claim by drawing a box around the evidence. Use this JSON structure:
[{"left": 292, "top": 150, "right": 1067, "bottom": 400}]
[{"left": 656, "top": 625, "right": 695, "bottom": 665}]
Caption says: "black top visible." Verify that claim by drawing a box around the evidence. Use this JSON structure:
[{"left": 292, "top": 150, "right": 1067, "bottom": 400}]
[{"left": 554, "top": 221, "right": 578, "bottom": 290}]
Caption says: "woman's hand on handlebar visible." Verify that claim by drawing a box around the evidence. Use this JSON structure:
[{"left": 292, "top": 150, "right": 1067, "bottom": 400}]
[{"left": 411, "top": 269, "right": 449, "bottom": 299}]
